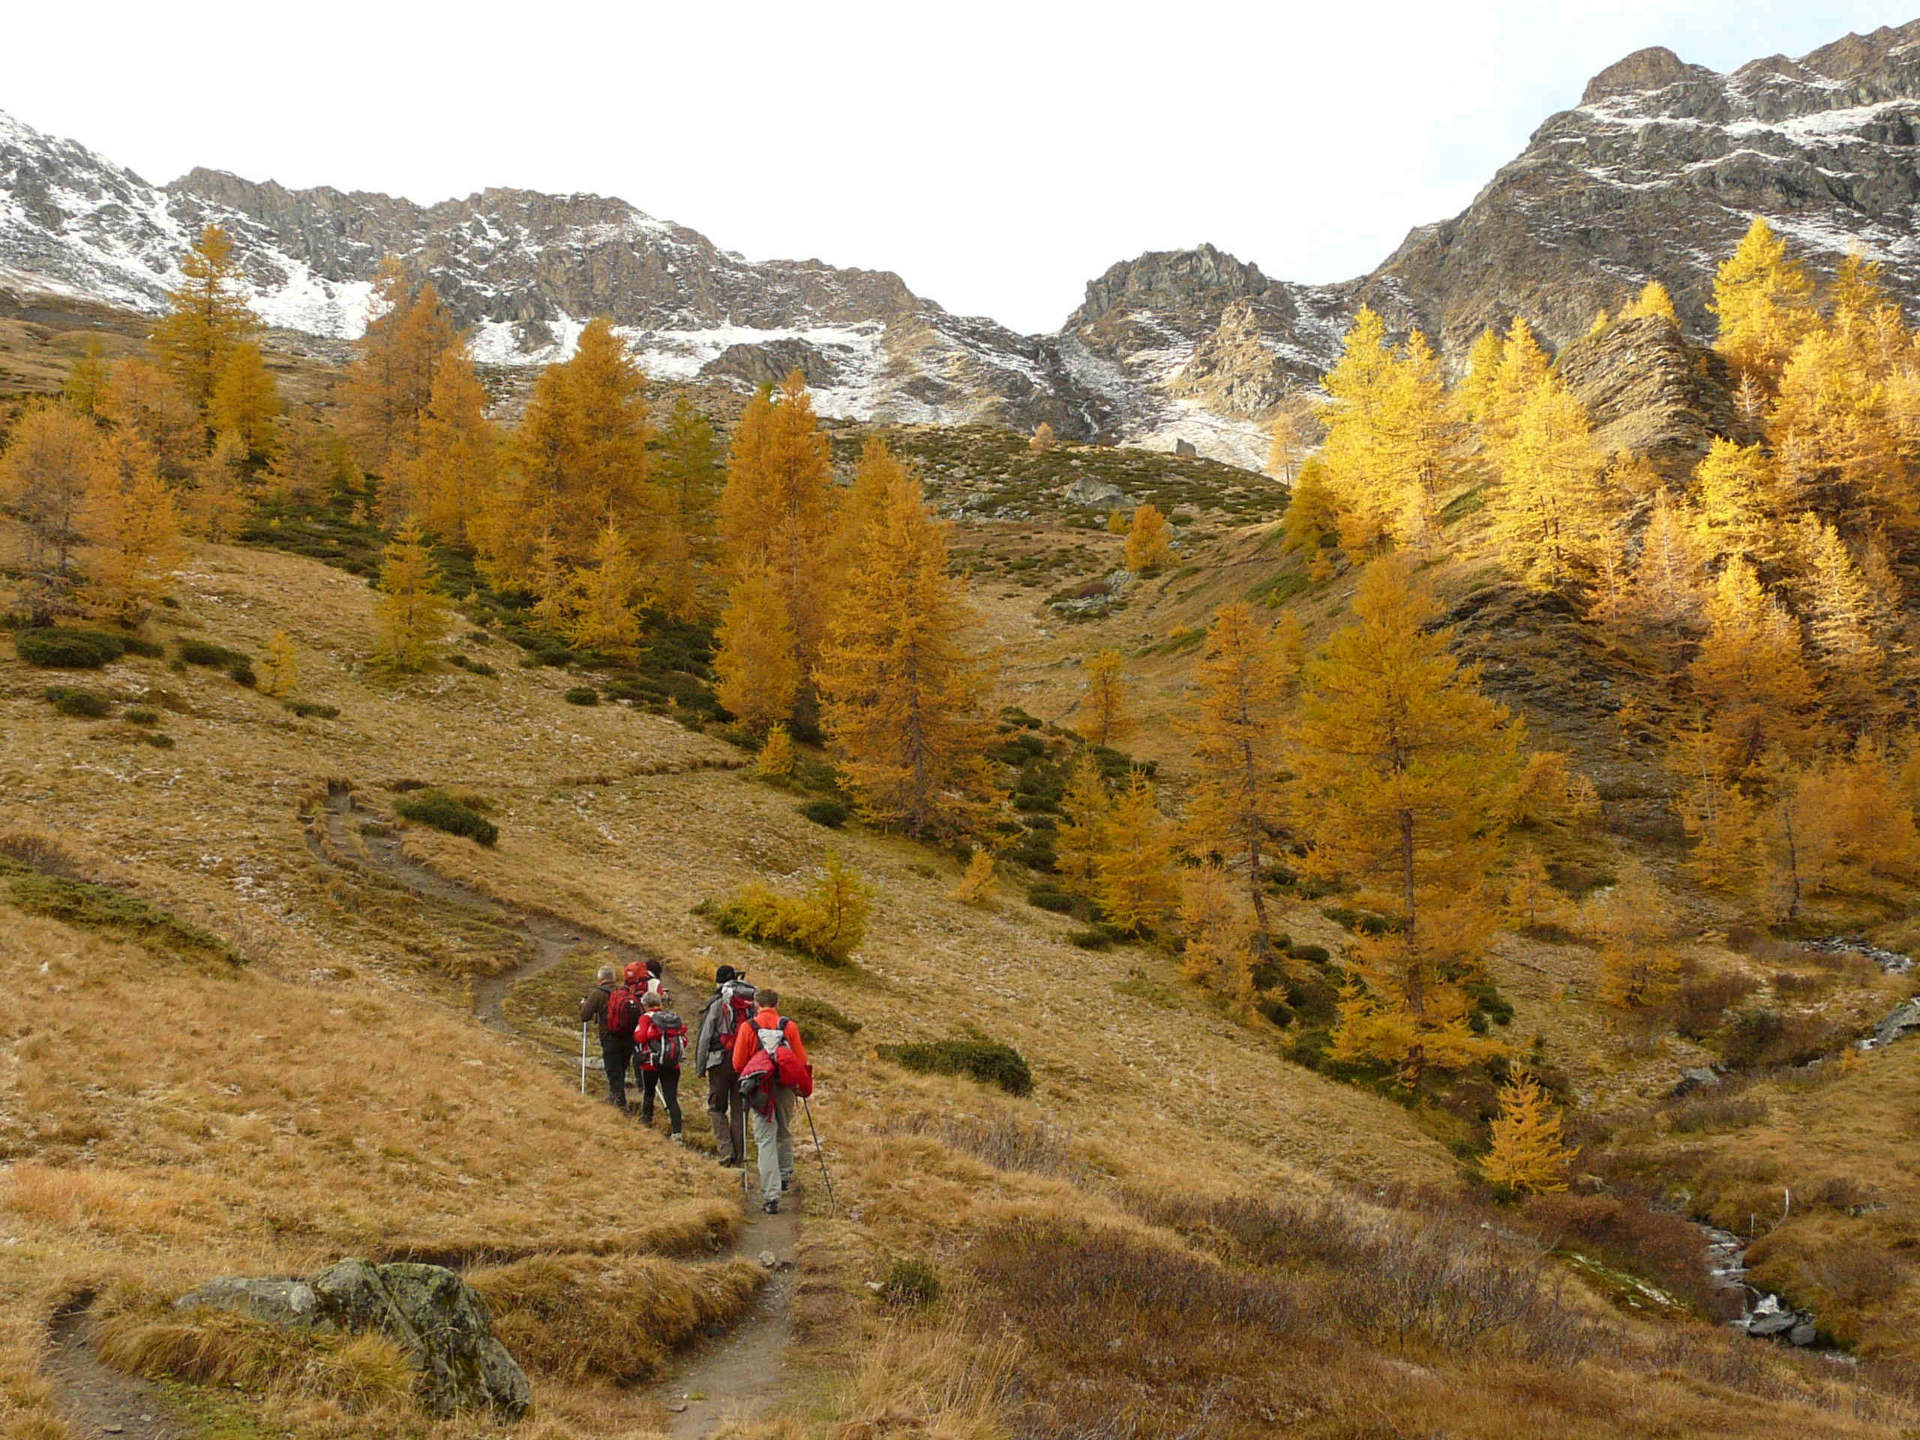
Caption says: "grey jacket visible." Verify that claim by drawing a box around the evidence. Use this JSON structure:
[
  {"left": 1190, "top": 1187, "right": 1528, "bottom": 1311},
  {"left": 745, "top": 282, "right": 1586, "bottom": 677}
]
[{"left": 694, "top": 988, "right": 732, "bottom": 1074}]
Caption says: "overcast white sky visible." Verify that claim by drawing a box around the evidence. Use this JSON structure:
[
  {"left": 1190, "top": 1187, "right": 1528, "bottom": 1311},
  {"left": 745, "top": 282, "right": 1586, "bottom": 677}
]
[{"left": 3, "top": 0, "right": 1916, "bottom": 333}]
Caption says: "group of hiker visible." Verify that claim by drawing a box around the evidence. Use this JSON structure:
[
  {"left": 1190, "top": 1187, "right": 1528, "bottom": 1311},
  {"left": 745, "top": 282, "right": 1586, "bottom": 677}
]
[{"left": 580, "top": 962, "right": 812, "bottom": 1214}]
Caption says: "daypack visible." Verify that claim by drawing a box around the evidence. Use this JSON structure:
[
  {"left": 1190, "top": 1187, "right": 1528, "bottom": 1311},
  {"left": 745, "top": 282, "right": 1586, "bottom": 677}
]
[
  {"left": 604, "top": 985, "right": 640, "bottom": 1039},
  {"left": 642, "top": 1011, "right": 688, "bottom": 1070},
  {"left": 738, "top": 1014, "right": 812, "bottom": 1113},
  {"left": 719, "top": 980, "right": 758, "bottom": 1039}
]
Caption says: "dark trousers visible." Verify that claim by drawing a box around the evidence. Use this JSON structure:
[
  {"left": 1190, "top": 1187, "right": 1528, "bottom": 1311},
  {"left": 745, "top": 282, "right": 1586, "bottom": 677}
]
[
  {"left": 601, "top": 1034, "right": 634, "bottom": 1108},
  {"left": 640, "top": 1066, "right": 683, "bottom": 1133},
  {"left": 706, "top": 1060, "right": 744, "bottom": 1164}
]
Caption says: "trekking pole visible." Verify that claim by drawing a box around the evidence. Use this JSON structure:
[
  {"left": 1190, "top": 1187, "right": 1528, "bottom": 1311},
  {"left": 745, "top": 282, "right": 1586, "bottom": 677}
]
[
  {"left": 800, "top": 1096, "right": 836, "bottom": 1216},
  {"left": 580, "top": 1023, "right": 588, "bottom": 1096}
]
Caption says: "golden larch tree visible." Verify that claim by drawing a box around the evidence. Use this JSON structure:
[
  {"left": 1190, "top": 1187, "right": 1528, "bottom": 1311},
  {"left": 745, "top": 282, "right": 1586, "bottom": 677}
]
[
  {"left": 1292, "top": 555, "right": 1522, "bottom": 1077},
  {"left": 652, "top": 395, "right": 724, "bottom": 618},
  {"left": 1266, "top": 404, "right": 1303, "bottom": 483},
  {"left": 815, "top": 468, "right": 992, "bottom": 839},
  {"left": 1179, "top": 860, "right": 1256, "bottom": 1003},
  {"left": 1504, "top": 847, "right": 1573, "bottom": 933},
  {"left": 1281, "top": 455, "right": 1343, "bottom": 560},
  {"left": 1689, "top": 557, "right": 1819, "bottom": 776},
  {"left": 1077, "top": 648, "right": 1132, "bottom": 748},
  {"left": 717, "top": 373, "right": 835, "bottom": 685},
  {"left": 261, "top": 629, "right": 300, "bottom": 698},
  {"left": 341, "top": 261, "right": 461, "bottom": 484},
  {"left": 1180, "top": 601, "right": 1296, "bottom": 934},
  {"left": 63, "top": 339, "right": 112, "bottom": 418},
  {"left": 1054, "top": 751, "right": 1112, "bottom": 893},
  {"left": 1, "top": 400, "right": 106, "bottom": 599},
  {"left": 1124, "top": 503, "right": 1173, "bottom": 574},
  {"left": 371, "top": 522, "right": 448, "bottom": 673},
  {"left": 1482, "top": 1070, "right": 1576, "bottom": 1195},
  {"left": 1711, "top": 216, "right": 1814, "bottom": 389},
  {"left": 1692, "top": 437, "right": 1779, "bottom": 566},
  {"left": 1317, "top": 309, "right": 1452, "bottom": 549},
  {"left": 78, "top": 434, "right": 182, "bottom": 627},
  {"left": 713, "top": 566, "right": 800, "bottom": 735},
  {"left": 209, "top": 342, "right": 281, "bottom": 464},
  {"left": 563, "top": 521, "right": 647, "bottom": 662},
  {"left": 1587, "top": 859, "right": 1683, "bottom": 1011},
  {"left": 1094, "top": 767, "right": 1178, "bottom": 935},
  {"left": 1030, "top": 421, "right": 1057, "bottom": 454},
  {"left": 1489, "top": 379, "right": 1607, "bottom": 588},
  {"left": 150, "top": 224, "right": 257, "bottom": 413},
  {"left": 1622, "top": 280, "right": 1678, "bottom": 323},
  {"left": 101, "top": 357, "right": 204, "bottom": 485},
  {"left": 402, "top": 345, "right": 498, "bottom": 546}
]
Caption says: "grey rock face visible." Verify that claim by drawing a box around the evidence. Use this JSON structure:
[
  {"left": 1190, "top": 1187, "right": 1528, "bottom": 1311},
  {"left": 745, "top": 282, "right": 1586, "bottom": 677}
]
[
  {"left": 175, "top": 1261, "right": 528, "bottom": 1419},
  {"left": 1872, "top": 998, "right": 1920, "bottom": 1049}
]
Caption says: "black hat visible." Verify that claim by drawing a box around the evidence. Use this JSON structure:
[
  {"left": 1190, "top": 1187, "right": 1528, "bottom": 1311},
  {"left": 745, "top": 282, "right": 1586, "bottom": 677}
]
[{"left": 715, "top": 964, "right": 738, "bottom": 984}]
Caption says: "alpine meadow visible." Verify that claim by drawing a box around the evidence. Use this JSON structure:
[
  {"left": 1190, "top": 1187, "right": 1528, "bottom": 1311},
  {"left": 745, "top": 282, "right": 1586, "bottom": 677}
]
[{"left": 11, "top": 12, "right": 1920, "bottom": 1440}]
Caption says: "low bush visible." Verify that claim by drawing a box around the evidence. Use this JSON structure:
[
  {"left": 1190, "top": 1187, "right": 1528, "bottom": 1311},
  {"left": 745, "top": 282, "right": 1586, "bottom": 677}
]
[
  {"left": 392, "top": 790, "right": 499, "bottom": 847},
  {"left": 139, "top": 731, "right": 176, "bottom": 749},
  {"left": 447, "top": 653, "right": 498, "bottom": 677},
  {"left": 1067, "top": 928, "right": 1111, "bottom": 950},
  {"left": 799, "top": 798, "right": 849, "bottom": 828},
  {"left": 706, "top": 854, "right": 871, "bottom": 964},
  {"left": 877, "top": 1110, "right": 1078, "bottom": 1176},
  {"left": 176, "top": 638, "right": 248, "bottom": 669},
  {"left": 876, "top": 1037, "right": 1033, "bottom": 1096},
  {"left": 780, "top": 995, "right": 862, "bottom": 1038},
  {"left": 1674, "top": 970, "right": 1758, "bottom": 1040},
  {"left": 562, "top": 686, "right": 599, "bottom": 706},
  {"left": 1026, "top": 885, "right": 1076, "bottom": 913},
  {"left": 0, "top": 864, "right": 238, "bottom": 966},
  {"left": 0, "top": 831, "right": 83, "bottom": 877},
  {"left": 1522, "top": 1192, "right": 1739, "bottom": 1321},
  {"left": 1667, "top": 1090, "right": 1769, "bottom": 1134},
  {"left": 44, "top": 686, "right": 113, "bottom": 718},
  {"left": 881, "top": 1258, "right": 942, "bottom": 1308},
  {"left": 15, "top": 627, "right": 127, "bottom": 668},
  {"left": 286, "top": 700, "right": 340, "bottom": 719},
  {"left": 123, "top": 707, "right": 160, "bottom": 726}
]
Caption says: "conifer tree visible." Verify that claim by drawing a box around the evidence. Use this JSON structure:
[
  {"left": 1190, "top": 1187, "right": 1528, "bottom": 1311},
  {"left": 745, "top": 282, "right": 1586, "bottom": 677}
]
[
  {"left": 564, "top": 521, "right": 647, "bottom": 661},
  {"left": 1609, "top": 489, "right": 1706, "bottom": 673},
  {"left": 1588, "top": 860, "right": 1682, "bottom": 1011},
  {"left": 102, "top": 357, "right": 205, "bottom": 484},
  {"left": 1622, "top": 280, "right": 1678, "bottom": 323},
  {"left": 1281, "top": 456, "right": 1342, "bottom": 560},
  {"left": 186, "top": 432, "right": 253, "bottom": 541},
  {"left": 1124, "top": 503, "right": 1173, "bottom": 574},
  {"left": 1030, "top": 421, "right": 1057, "bottom": 455},
  {"left": 1489, "top": 380, "right": 1606, "bottom": 588},
  {"left": 1181, "top": 601, "right": 1295, "bottom": 933},
  {"left": 1094, "top": 767, "right": 1178, "bottom": 935},
  {"left": 150, "top": 224, "right": 257, "bottom": 413},
  {"left": 371, "top": 522, "right": 447, "bottom": 673},
  {"left": 1266, "top": 405, "right": 1303, "bottom": 483},
  {"left": 261, "top": 629, "right": 300, "bottom": 698},
  {"left": 208, "top": 342, "right": 280, "bottom": 464},
  {"left": 757, "top": 723, "right": 797, "bottom": 784},
  {"left": 1318, "top": 309, "right": 1453, "bottom": 549},
  {"left": 832, "top": 436, "right": 910, "bottom": 583},
  {"left": 1691, "top": 437, "right": 1778, "bottom": 566},
  {"left": 62, "top": 338, "right": 112, "bottom": 417},
  {"left": 1292, "top": 556, "right": 1521, "bottom": 1077},
  {"left": 0, "top": 400, "right": 106, "bottom": 600},
  {"left": 1793, "top": 514, "right": 1882, "bottom": 713},
  {"left": 78, "top": 434, "right": 182, "bottom": 627},
  {"left": 1482, "top": 1070, "right": 1576, "bottom": 1195},
  {"left": 1457, "top": 327, "right": 1506, "bottom": 433},
  {"left": 1055, "top": 751, "right": 1112, "bottom": 893},
  {"left": 713, "top": 566, "right": 800, "bottom": 735},
  {"left": 1504, "top": 847, "right": 1573, "bottom": 933},
  {"left": 341, "top": 261, "right": 460, "bottom": 482},
  {"left": 950, "top": 848, "right": 997, "bottom": 904},
  {"left": 1689, "top": 557, "right": 1819, "bottom": 776},
  {"left": 266, "top": 412, "right": 358, "bottom": 509},
  {"left": 1483, "top": 319, "right": 1552, "bottom": 454},
  {"left": 404, "top": 345, "right": 497, "bottom": 545},
  {"left": 1671, "top": 720, "right": 1763, "bottom": 892},
  {"left": 1179, "top": 860, "right": 1255, "bottom": 1001},
  {"left": 653, "top": 395, "right": 724, "bottom": 617},
  {"left": 815, "top": 468, "right": 991, "bottom": 838},
  {"left": 1077, "top": 648, "right": 1131, "bottom": 748},
  {"left": 717, "top": 373, "right": 835, "bottom": 685},
  {"left": 1711, "top": 217, "right": 1813, "bottom": 388}
]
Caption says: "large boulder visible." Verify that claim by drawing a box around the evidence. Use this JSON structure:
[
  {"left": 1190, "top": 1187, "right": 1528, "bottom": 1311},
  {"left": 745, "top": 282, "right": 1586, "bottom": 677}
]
[
  {"left": 175, "top": 1260, "right": 529, "bottom": 1419},
  {"left": 1871, "top": 998, "right": 1920, "bottom": 1050}
]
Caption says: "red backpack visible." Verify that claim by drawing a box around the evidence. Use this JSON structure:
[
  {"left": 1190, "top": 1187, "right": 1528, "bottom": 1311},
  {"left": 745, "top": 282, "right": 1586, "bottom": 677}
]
[
  {"left": 605, "top": 985, "right": 639, "bottom": 1038},
  {"left": 642, "top": 1011, "right": 688, "bottom": 1070},
  {"left": 737, "top": 1014, "right": 812, "bottom": 1114}
]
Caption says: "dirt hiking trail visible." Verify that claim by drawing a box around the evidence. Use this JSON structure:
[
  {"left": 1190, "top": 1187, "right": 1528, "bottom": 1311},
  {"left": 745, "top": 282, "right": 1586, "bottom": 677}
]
[
  {"left": 44, "top": 1295, "right": 183, "bottom": 1440},
  {"left": 306, "top": 782, "right": 806, "bottom": 1438}
]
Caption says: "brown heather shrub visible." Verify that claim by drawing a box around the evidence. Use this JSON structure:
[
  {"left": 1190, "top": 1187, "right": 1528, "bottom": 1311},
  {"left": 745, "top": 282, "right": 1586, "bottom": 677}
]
[
  {"left": 876, "top": 1110, "right": 1082, "bottom": 1179},
  {"left": 0, "top": 829, "right": 84, "bottom": 879},
  {"left": 1675, "top": 970, "right": 1760, "bottom": 1039},
  {"left": 1668, "top": 1089, "right": 1771, "bottom": 1134},
  {"left": 1522, "top": 1192, "right": 1740, "bottom": 1321},
  {"left": 468, "top": 1252, "right": 762, "bottom": 1382}
]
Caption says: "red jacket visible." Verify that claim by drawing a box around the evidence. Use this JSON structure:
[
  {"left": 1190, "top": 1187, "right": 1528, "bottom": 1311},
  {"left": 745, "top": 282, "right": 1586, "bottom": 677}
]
[
  {"left": 730, "top": 1007, "right": 809, "bottom": 1077},
  {"left": 633, "top": 1010, "right": 686, "bottom": 1072}
]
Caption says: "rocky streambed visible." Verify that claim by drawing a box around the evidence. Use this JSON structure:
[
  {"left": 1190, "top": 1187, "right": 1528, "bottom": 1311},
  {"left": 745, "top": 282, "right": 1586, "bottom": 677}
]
[{"left": 1701, "top": 1226, "right": 1819, "bottom": 1347}]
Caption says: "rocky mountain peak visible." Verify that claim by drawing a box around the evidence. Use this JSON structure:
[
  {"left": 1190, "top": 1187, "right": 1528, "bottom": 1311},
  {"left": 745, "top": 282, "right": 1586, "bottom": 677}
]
[
  {"left": 1067, "top": 243, "right": 1272, "bottom": 334},
  {"left": 1579, "top": 46, "right": 1712, "bottom": 105}
]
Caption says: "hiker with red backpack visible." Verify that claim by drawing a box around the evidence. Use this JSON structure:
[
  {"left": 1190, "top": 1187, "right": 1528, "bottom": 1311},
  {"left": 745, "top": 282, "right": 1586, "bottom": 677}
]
[
  {"left": 696, "top": 966, "right": 756, "bottom": 1167},
  {"left": 632, "top": 992, "right": 687, "bottom": 1141},
  {"left": 730, "top": 988, "right": 812, "bottom": 1214},
  {"left": 624, "top": 958, "right": 670, "bottom": 1006},
  {"left": 579, "top": 963, "right": 639, "bottom": 1111}
]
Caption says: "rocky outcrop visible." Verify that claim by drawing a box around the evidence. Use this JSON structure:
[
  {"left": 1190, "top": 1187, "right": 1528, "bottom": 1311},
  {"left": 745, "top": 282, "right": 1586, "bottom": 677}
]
[
  {"left": 174, "top": 1260, "right": 529, "bottom": 1418},
  {"left": 1869, "top": 997, "right": 1920, "bottom": 1050},
  {"left": 1554, "top": 316, "right": 1745, "bottom": 477}
]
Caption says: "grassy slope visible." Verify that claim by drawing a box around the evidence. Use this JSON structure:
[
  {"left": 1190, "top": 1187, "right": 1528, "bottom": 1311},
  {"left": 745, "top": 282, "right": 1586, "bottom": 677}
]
[{"left": 1, "top": 454, "right": 1916, "bottom": 1435}]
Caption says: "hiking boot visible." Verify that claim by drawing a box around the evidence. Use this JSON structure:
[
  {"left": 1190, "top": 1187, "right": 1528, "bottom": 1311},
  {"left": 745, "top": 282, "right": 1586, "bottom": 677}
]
[
  {"left": 763, "top": 1199, "right": 779, "bottom": 1215},
  {"left": 669, "top": 1131, "right": 684, "bottom": 1145}
]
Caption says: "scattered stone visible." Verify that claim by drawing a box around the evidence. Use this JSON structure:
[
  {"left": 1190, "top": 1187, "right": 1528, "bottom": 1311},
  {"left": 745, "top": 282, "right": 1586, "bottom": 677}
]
[
  {"left": 667, "top": 1400, "right": 689, "bottom": 1414},
  {"left": 1789, "top": 1319, "right": 1819, "bottom": 1347},
  {"left": 1805, "top": 937, "right": 1913, "bottom": 976},
  {"left": 103, "top": 1427, "right": 122, "bottom": 1435},
  {"left": 1173, "top": 438, "right": 1199, "bottom": 457},
  {"left": 175, "top": 1260, "right": 528, "bottom": 1419},
  {"left": 1671, "top": 1066, "right": 1722, "bottom": 1098},
  {"left": 1869, "top": 998, "right": 1920, "bottom": 1050},
  {"left": 758, "top": 1250, "right": 778, "bottom": 1269},
  {"left": 1062, "top": 477, "right": 1135, "bottom": 509}
]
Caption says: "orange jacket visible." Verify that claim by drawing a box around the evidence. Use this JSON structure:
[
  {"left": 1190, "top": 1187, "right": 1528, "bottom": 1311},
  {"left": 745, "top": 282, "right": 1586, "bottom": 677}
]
[{"left": 731, "top": 1006, "right": 809, "bottom": 1077}]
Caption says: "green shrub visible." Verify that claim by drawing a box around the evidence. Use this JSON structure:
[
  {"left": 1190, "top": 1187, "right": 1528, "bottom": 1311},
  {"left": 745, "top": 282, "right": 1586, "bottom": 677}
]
[
  {"left": 876, "top": 1038, "right": 1033, "bottom": 1097},
  {"left": 392, "top": 790, "right": 499, "bottom": 847},
  {"left": 15, "top": 627, "right": 125, "bottom": 669},
  {"left": 799, "top": 798, "right": 849, "bottom": 828},
  {"left": 177, "top": 639, "right": 247, "bottom": 669},
  {"left": 1067, "top": 928, "right": 1112, "bottom": 950},
  {"left": 286, "top": 700, "right": 340, "bottom": 719},
  {"left": 1026, "top": 886, "right": 1076, "bottom": 914},
  {"left": 0, "top": 866, "right": 237, "bottom": 965},
  {"left": 562, "top": 687, "right": 600, "bottom": 706},
  {"left": 880, "top": 1258, "right": 941, "bottom": 1307},
  {"left": 227, "top": 659, "right": 257, "bottom": 687},
  {"left": 781, "top": 995, "right": 863, "bottom": 1039},
  {"left": 447, "top": 654, "right": 497, "bottom": 677},
  {"left": 1288, "top": 943, "right": 1331, "bottom": 964},
  {"left": 44, "top": 686, "right": 113, "bottom": 718},
  {"left": 706, "top": 855, "right": 871, "bottom": 964},
  {"left": 123, "top": 707, "right": 160, "bottom": 726}
]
